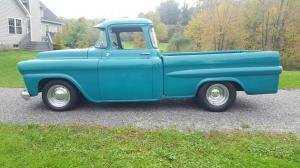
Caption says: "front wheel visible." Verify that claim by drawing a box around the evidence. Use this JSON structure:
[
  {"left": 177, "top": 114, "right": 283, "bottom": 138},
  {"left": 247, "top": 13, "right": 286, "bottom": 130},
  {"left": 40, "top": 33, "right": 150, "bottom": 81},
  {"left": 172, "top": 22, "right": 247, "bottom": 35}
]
[
  {"left": 42, "top": 80, "right": 79, "bottom": 111},
  {"left": 197, "top": 82, "right": 236, "bottom": 112}
]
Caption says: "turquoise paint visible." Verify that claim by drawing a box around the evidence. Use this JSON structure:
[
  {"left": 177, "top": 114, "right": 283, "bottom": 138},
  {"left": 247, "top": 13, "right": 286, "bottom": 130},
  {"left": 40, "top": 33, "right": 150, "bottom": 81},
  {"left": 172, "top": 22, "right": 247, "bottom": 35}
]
[
  {"left": 95, "top": 18, "right": 153, "bottom": 29},
  {"left": 99, "top": 52, "right": 154, "bottom": 101},
  {"left": 18, "top": 18, "right": 282, "bottom": 103},
  {"left": 19, "top": 59, "right": 100, "bottom": 102},
  {"left": 162, "top": 51, "right": 281, "bottom": 97},
  {"left": 37, "top": 49, "right": 89, "bottom": 59}
]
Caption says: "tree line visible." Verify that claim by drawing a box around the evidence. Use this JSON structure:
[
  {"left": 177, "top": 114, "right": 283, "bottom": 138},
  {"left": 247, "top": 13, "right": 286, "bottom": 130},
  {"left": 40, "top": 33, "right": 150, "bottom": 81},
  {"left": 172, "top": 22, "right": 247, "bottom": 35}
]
[{"left": 57, "top": 0, "right": 300, "bottom": 70}]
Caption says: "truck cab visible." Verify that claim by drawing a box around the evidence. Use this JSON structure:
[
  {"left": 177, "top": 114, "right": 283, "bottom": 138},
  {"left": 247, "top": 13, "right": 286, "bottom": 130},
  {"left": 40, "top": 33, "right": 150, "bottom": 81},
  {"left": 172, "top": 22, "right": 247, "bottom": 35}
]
[{"left": 92, "top": 18, "right": 163, "bottom": 101}]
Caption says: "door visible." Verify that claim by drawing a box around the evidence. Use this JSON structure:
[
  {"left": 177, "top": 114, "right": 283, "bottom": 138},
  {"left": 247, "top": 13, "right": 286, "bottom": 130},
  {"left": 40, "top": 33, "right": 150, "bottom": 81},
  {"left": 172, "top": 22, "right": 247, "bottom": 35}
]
[{"left": 99, "top": 25, "right": 155, "bottom": 101}]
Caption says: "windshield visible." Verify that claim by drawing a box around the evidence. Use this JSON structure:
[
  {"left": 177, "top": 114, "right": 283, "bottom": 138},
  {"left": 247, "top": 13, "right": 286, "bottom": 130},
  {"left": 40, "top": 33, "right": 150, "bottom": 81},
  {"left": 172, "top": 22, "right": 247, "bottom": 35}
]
[
  {"left": 95, "top": 29, "right": 107, "bottom": 49},
  {"left": 149, "top": 27, "right": 158, "bottom": 49}
]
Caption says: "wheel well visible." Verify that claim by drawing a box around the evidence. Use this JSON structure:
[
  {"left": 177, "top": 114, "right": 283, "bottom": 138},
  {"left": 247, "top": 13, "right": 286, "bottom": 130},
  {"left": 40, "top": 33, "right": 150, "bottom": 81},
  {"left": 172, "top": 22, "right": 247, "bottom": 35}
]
[
  {"left": 231, "top": 82, "right": 244, "bottom": 91},
  {"left": 38, "top": 78, "right": 86, "bottom": 102},
  {"left": 197, "top": 81, "right": 244, "bottom": 95},
  {"left": 38, "top": 78, "right": 79, "bottom": 92}
]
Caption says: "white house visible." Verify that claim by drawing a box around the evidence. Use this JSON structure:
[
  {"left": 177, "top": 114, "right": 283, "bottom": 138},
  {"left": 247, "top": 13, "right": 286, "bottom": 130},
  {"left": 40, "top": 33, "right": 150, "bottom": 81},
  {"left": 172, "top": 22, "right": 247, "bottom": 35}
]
[{"left": 0, "top": 0, "right": 63, "bottom": 51}]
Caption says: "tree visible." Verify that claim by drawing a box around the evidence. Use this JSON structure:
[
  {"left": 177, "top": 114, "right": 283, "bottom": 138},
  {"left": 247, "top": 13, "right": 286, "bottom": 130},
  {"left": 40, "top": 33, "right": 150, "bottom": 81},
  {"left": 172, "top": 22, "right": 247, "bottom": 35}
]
[
  {"left": 242, "top": 0, "right": 297, "bottom": 50},
  {"left": 178, "top": 2, "right": 194, "bottom": 26},
  {"left": 185, "top": 0, "right": 242, "bottom": 51},
  {"left": 166, "top": 25, "right": 184, "bottom": 43},
  {"left": 168, "top": 33, "right": 193, "bottom": 52},
  {"left": 62, "top": 18, "right": 103, "bottom": 48},
  {"left": 132, "top": 32, "right": 146, "bottom": 48},
  {"left": 157, "top": 0, "right": 180, "bottom": 25},
  {"left": 138, "top": 12, "right": 168, "bottom": 42},
  {"left": 242, "top": 0, "right": 300, "bottom": 69},
  {"left": 185, "top": 0, "right": 300, "bottom": 69}
]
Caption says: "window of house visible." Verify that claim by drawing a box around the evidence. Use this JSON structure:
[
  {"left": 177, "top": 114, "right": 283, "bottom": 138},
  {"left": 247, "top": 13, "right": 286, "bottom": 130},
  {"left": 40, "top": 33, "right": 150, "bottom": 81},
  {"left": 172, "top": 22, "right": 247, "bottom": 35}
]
[
  {"left": 16, "top": 19, "right": 22, "bottom": 34},
  {"left": 46, "top": 25, "right": 49, "bottom": 32},
  {"left": 8, "top": 18, "right": 22, "bottom": 34},
  {"left": 8, "top": 18, "right": 15, "bottom": 34}
]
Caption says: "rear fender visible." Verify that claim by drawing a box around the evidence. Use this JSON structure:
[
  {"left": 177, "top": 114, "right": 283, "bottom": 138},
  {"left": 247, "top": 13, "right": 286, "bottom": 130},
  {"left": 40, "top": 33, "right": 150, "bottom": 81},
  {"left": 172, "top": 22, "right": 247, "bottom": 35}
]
[{"left": 195, "top": 77, "right": 245, "bottom": 96}]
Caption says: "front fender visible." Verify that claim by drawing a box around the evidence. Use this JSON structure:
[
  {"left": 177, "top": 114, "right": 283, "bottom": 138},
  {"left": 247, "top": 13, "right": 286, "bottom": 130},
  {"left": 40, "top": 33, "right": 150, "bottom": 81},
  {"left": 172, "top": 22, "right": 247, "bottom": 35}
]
[{"left": 23, "top": 73, "right": 98, "bottom": 102}]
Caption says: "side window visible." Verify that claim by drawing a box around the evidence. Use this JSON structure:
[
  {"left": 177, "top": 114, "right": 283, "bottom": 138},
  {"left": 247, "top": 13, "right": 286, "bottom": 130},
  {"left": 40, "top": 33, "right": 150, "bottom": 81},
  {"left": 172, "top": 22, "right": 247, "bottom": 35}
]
[
  {"left": 95, "top": 29, "right": 107, "bottom": 49},
  {"left": 110, "top": 26, "right": 146, "bottom": 50},
  {"left": 110, "top": 32, "right": 118, "bottom": 49}
]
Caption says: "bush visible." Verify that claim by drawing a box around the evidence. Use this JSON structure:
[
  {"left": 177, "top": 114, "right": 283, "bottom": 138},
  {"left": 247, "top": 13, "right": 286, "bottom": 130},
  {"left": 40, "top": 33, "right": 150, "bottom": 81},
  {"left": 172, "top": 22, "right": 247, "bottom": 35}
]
[
  {"left": 167, "top": 34, "right": 193, "bottom": 52},
  {"left": 54, "top": 32, "right": 65, "bottom": 50},
  {"left": 283, "top": 61, "right": 300, "bottom": 70},
  {"left": 165, "top": 25, "right": 184, "bottom": 43}
]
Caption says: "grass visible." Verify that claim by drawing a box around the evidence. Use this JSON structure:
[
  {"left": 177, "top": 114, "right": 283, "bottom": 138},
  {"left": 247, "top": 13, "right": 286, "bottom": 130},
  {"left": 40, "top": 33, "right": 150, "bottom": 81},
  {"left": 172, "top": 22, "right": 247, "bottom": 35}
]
[
  {"left": 0, "top": 124, "right": 299, "bottom": 167},
  {"left": 0, "top": 50, "right": 37, "bottom": 87},
  {"left": 159, "top": 42, "right": 168, "bottom": 52},
  {"left": 279, "top": 71, "right": 300, "bottom": 89},
  {"left": 0, "top": 50, "right": 300, "bottom": 89}
]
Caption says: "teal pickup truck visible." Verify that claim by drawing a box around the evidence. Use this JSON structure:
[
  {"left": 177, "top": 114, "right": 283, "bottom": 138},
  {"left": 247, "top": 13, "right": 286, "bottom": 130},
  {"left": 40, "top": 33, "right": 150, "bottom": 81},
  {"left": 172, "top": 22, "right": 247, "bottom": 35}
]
[{"left": 18, "top": 18, "right": 282, "bottom": 112}]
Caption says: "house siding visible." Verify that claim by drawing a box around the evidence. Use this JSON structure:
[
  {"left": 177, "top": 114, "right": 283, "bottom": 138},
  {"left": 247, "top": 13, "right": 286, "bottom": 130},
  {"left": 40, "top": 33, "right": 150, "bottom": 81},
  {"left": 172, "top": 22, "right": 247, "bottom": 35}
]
[
  {"left": 29, "top": 0, "right": 42, "bottom": 42},
  {"left": 0, "top": 0, "right": 28, "bottom": 49},
  {"left": 41, "top": 22, "right": 61, "bottom": 36}
]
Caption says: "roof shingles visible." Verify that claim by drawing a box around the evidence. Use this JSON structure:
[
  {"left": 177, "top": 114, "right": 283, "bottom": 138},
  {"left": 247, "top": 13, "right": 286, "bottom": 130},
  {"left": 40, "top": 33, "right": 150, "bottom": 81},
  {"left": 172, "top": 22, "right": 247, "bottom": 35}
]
[{"left": 40, "top": 2, "right": 62, "bottom": 25}]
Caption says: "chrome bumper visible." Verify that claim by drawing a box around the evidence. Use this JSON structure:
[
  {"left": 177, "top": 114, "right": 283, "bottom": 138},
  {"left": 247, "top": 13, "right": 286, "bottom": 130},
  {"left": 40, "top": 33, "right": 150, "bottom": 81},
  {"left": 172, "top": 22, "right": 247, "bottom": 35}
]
[{"left": 21, "top": 90, "right": 30, "bottom": 100}]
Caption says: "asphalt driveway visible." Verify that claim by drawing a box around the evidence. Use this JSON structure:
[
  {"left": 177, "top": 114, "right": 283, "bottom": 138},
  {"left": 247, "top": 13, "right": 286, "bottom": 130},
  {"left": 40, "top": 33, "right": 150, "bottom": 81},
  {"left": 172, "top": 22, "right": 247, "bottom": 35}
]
[{"left": 0, "top": 88, "right": 299, "bottom": 133}]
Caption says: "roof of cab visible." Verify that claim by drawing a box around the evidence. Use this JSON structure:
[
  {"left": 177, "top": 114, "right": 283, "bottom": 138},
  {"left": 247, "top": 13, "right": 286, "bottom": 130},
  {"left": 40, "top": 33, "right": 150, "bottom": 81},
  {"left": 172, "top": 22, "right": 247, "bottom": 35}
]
[{"left": 94, "top": 18, "right": 153, "bottom": 29}]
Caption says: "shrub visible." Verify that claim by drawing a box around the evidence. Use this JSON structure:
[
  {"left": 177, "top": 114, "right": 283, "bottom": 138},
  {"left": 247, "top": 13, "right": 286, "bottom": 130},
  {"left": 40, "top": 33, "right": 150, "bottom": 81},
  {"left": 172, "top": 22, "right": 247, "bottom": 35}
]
[
  {"left": 167, "top": 34, "right": 193, "bottom": 52},
  {"left": 54, "top": 32, "right": 65, "bottom": 50}
]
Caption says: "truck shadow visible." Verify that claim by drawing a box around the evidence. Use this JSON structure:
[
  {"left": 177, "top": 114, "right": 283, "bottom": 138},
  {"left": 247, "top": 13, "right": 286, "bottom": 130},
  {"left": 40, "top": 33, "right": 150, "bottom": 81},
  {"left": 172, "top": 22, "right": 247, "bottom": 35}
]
[
  {"left": 75, "top": 97, "right": 259, "bottom": 113},
  {"left": 31, "top": 95, "right": 259, "bottom": 113},
  {"left": 80, "top": 99, "right": 199, "bottom": 111}
]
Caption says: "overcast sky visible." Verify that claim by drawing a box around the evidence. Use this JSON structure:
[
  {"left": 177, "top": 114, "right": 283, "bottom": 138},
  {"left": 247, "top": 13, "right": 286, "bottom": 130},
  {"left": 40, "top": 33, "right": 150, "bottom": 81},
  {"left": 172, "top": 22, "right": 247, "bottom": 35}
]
[{"left": 40, "top": 0, "right": 198, "bottom": 19}]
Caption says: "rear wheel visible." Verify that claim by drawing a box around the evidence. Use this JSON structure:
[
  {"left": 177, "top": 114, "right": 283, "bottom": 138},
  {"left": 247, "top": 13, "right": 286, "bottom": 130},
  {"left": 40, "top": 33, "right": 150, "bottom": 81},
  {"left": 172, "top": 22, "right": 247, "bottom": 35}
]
[
  {"left": 42, "top": 80, "right": 79, "bottom": 111},
  {"left": 197, "top": 82, "right": 236, "bottom": 112}
]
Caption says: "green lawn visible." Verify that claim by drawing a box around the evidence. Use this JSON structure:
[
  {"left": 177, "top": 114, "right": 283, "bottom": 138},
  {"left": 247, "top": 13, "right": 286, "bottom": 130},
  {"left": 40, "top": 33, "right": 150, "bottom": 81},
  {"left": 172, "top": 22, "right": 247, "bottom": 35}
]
[
  {"left": 0, "top": 50, "right": 37, "bottom": 88},
  {"left": 0, "top": 50, "right": 300, "bottom": 89},
  {"left": 0, "top": 124, "right": 299, "bottom": 167},
  {"left": 159, "top": 42, "right": 168, "bottom": 52},
  {"left": 279, "top": 71, "right": 300, "bottom": 89}
]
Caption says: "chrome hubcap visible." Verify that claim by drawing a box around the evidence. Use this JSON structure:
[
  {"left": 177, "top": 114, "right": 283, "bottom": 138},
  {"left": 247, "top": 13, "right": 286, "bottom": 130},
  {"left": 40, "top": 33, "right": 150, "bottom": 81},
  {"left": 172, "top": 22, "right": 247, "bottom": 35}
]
[
  {"left": 47, "top": 85, "right": 70, "bottom": 108},
  {"left": 206, "top": 84, "right": 229, "bottom": 106}
]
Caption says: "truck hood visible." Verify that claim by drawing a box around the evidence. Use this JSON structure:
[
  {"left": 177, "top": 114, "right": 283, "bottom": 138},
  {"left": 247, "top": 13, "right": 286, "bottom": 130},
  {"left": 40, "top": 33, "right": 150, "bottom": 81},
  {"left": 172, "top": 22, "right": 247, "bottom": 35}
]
[{"left": 36, "top": 48, "right": 89, "bottom": 59}]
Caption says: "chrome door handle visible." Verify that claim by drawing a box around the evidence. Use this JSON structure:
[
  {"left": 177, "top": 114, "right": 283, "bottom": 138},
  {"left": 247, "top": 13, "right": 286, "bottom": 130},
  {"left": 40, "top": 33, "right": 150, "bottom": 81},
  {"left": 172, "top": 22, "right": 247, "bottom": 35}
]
[{"left": 140, "top": 52, "right": 151, "bottom": 56}]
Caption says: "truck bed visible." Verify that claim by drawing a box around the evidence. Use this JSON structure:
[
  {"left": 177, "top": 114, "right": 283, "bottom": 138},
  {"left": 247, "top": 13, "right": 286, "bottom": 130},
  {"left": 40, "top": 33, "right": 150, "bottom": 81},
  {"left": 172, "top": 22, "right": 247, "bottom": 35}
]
[
  {"left": 161, "top": 50, "right": 282, "bottom": 98},
  {"left": 162, "top": 50, "right": 260, "bottom": 56}
]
